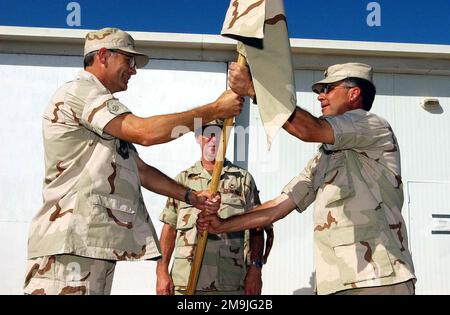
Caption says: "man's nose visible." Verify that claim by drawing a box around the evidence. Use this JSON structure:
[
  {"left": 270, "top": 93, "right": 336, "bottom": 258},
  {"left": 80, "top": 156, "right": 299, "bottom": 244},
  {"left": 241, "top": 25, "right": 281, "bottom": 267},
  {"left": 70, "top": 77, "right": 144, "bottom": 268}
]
[
  {"left": 211, "top": 134, "right": 222, "bottom": 144},
  {"left": 317, "top": 93, "right": 325, "bottom": 101}
]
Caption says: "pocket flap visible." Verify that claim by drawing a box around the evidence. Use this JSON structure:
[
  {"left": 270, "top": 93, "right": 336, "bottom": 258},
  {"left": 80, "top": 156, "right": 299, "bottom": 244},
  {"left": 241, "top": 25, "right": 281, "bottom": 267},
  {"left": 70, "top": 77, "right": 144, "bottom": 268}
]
[
  {"left": 91, "top": 194, "right": 136, "bottom": 214},
  {"left": 174, "top": 245, "right": 195, "bottom": 259},
  {"left": 219, "top": 245, "right": 243, "bottom": 259},
  {"left": 329, "top": 225, "right": 381, "bottom": 247},
  {"left": 176, "top": 206, "right": 200, "bottom": 230},
  {"left": 333, "top": 238, "right": 394, "bottom": 284},
  {"left": 218, "top": 195, "right": 245, "bottom": 219},
  {"left": 323, "top": 185, "right": 354, "bottom": 206}
]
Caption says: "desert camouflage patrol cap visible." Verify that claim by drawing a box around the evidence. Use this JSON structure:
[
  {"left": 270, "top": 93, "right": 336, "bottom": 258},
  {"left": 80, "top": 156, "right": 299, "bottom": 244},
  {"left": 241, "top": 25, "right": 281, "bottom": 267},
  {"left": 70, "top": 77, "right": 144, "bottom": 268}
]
[
  {"left": 204, "top": 119, "right": 225, "bottom": 127},
  {"left": 312, "top": 62, "right": 374, "bottom": 94},
  {"left": 84, "top": 27, "right": 149, "bottom": 68},
  {"left": 194, "top": 119, "right": 227, "bottom": 137}
]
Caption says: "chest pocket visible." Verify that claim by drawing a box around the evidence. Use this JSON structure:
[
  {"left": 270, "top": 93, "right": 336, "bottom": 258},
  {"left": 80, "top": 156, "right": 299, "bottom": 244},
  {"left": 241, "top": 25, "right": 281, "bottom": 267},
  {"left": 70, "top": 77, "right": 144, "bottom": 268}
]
[
  {"left": 89, "top": 193, "right": 137, "bottom": 232},
  {"left": 316, "top": 150, "right": 355, "bottom": 207},
  {"left": 173, "top": 205, "right": 199, "bottom": 260},
  {"left": 112, "top": 140, "right": 140, "bottom": 192},
  {"left": 176, "top": 205, "right": 199, "bottom": 231},
  {"left": 330, "top": 226, "right": 394, "bottom": 285},
  {"left": 218, "top": 194, "right": 245, "bottom": 219}
]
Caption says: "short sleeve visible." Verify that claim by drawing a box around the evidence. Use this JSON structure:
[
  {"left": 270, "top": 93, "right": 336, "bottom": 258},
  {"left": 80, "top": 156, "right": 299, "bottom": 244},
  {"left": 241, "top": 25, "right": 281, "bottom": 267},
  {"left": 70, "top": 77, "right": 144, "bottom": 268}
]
[
  {"left": 281, "top": 155, "right": 318, "bottom": 213},
  {"left": 73, "top": 87, "right": 131, "bottom": 138},
  {"left": 159, "top": 198, "right": 180, "bottom": 228},
  {"left": 323, "top": 109, "right": 393, "bottom": 152},
  {"left": 243, "top": 172, "right": 261, "bottom": 211},
  {"left": 159, "top": 173, "right": 183, "bottom": 228}
]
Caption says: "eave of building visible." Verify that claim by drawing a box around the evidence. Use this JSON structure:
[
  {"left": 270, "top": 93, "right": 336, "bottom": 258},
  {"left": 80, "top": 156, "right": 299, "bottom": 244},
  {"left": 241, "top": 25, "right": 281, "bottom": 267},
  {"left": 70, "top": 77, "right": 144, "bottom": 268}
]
[{"left": 1, "top": 26, "right": 450, "bottom": 75}]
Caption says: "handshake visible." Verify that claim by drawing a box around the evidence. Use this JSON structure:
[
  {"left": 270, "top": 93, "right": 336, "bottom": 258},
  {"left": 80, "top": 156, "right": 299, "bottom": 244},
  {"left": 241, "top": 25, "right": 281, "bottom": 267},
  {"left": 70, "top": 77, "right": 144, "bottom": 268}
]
[{"left": 189, "top": 190, "right": 224, "bottom": 234}]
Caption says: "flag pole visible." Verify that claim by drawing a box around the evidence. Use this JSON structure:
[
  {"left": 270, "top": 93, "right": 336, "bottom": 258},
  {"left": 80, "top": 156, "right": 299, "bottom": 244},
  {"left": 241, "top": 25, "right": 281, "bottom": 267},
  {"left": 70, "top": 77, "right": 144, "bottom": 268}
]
[{"left": 186, "top": 54, "right": 247, "bottom": 295}]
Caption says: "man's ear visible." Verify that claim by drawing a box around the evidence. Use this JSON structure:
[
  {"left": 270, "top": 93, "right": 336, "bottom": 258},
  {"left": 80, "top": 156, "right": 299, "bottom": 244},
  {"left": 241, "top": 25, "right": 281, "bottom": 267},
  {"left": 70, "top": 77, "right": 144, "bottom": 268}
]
[
  {"left": 349, "top": 86, "right": 361, "bottom": 102},
  {"left": 97, "top": 48, "right": 109, "bottom": 66}
]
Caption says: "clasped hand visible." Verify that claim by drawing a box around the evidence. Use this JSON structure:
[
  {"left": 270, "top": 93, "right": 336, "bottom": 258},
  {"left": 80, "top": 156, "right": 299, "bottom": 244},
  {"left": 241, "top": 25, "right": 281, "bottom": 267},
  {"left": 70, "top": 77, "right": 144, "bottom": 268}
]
[{"left": 191, "top": 191, "right": 223, "bottom": 234}]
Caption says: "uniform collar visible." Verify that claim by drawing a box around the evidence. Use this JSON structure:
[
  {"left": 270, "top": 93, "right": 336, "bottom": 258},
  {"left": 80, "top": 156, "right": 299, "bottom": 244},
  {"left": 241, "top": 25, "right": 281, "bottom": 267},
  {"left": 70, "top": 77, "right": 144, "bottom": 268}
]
[
  {"left": 319, "top": 108, "right": 367, "bottom": 120},
  {"left": 188, "top": 159, "right": 237, "bottom": 180},
  {"left": 77, "top": 70, "right": 111, "bottom": 94}
]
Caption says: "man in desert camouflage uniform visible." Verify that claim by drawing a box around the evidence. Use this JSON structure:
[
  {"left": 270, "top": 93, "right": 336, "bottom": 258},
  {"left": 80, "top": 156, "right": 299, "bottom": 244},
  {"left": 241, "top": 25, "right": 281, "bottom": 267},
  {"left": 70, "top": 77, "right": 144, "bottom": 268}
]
[
  {"left": 199, "top": 62, "right": 417, "bottom": 295},
  {"left": 24, "top": 27, "right": 244, "bottom": 295},
  {"left": 156, "top": 120, "right": 273, "bottom": 295}
]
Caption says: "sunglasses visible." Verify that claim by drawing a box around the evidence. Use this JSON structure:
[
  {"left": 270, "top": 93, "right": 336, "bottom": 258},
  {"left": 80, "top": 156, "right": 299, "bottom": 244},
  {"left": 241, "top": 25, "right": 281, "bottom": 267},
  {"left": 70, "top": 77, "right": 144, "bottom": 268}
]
[
  {"left": 318, "top": 84, "right": 351, "bottom": 94},
  {"left": 109, "top": 49, "right": 136, "bottom": 69}
]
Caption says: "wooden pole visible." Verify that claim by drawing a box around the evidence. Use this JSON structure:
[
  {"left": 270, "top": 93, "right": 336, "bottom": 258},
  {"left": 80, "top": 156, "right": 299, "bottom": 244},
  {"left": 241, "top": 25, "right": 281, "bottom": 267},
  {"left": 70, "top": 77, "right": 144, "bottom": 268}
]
[{"left": 186, "top": 54, "right": 247, "bottom": 295}]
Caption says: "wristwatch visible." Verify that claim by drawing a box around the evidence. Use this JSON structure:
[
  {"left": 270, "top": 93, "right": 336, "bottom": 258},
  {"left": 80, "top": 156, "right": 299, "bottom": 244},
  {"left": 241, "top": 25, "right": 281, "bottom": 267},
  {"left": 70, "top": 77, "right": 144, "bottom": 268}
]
[
  {"left": 184, "top": 188, "right": 193, "bottom": 205},
  {"left": 250, "top": 259, "right": 265, "bottom": 268}
]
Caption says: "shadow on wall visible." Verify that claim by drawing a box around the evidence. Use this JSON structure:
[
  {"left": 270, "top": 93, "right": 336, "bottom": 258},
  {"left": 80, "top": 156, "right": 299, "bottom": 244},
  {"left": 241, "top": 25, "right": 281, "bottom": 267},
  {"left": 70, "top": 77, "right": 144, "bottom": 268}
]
[
  {"left": 293, "top": 272, "right": 315, "bottom": 295},
  {"left": 423, "top": 105, "right": 444, "bottom": 115}
]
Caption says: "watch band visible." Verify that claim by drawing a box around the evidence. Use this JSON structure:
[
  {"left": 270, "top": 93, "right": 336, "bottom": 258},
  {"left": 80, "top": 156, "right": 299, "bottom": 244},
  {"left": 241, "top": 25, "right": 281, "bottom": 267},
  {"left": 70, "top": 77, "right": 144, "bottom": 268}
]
[
  {"left": 184, "top": 188, "right": 193, "bottom": 205},
  {"left": 250, "top": 259, "right": 264, "bottom": 268}
]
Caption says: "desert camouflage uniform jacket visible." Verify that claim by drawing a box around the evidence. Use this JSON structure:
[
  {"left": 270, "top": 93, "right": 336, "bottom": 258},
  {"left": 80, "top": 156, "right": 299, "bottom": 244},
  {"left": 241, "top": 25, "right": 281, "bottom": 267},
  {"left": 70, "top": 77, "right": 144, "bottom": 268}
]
[
  {"left": 27, "top": 70, "right": 161, "bottom": 261},
  {"left": 282, "top": 109, "right": 416, "bottom": 295},
  {"left": 159, "top": 160, "right": 260, "bottom": 292}
]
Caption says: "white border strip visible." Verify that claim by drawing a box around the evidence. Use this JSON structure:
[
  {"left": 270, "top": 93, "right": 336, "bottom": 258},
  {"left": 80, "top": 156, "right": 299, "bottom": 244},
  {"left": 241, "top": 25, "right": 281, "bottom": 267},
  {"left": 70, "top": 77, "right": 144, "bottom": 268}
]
[{"left": 1, "top": 26, "right": 450, "bottom": 59}]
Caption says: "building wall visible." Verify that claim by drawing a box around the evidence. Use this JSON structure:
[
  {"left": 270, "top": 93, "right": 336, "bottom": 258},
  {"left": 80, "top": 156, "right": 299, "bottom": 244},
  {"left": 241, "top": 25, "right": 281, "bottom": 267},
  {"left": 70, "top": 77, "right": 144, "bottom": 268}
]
[{"left": 1, "top": 28, "right": 450, "bottom": 295}]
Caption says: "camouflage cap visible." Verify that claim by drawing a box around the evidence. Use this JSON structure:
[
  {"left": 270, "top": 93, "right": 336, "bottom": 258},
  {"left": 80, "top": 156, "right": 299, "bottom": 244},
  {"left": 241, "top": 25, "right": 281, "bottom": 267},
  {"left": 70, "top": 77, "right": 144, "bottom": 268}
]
[
  {"left": 194, "top": 119, "right": 226, "bottom": 136},
  {"left": 312, "top": 63, "right": 374, "bottom": 94},
  {"left": 204, "top": 119, "right": 225, "bottom": 127},
  {"left": 84, "top": 27, "right": 149, "bottom": 68}
]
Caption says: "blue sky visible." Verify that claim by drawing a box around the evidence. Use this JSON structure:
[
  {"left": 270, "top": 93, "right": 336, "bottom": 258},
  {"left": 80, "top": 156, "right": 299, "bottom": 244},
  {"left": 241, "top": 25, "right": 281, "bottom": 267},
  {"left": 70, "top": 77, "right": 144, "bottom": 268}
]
[{"left": 0, "top": 0, "right": 449, "bottom": 45}]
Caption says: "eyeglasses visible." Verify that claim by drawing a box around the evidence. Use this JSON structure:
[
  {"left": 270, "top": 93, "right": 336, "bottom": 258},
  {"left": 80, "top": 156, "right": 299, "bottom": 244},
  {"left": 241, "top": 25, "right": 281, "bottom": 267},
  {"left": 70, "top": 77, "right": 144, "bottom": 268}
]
[
  {"left": 109, "top": 49, "right": 136, "bottom": 69},
  {"left": 318, "top": 84, "right": 351, "bottom": 94}
]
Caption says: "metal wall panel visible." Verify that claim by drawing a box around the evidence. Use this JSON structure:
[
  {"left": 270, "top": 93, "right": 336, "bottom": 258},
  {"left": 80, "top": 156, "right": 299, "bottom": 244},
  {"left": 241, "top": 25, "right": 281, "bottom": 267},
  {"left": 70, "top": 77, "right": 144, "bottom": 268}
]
[
  {"left": 0, "top": 222, "right": 29, "bottom": 294},
  {"left": 0, "top": 54, "right": 81, "bottom": 222},
  {"left": 408, "top": 181, "right": 450, "bottom": 294},
  {"left": 248, "top": 70, "right": 318, "bottom": 294},
  {"left": 373, "top": 73, "right": 450, "bottom": 181}
]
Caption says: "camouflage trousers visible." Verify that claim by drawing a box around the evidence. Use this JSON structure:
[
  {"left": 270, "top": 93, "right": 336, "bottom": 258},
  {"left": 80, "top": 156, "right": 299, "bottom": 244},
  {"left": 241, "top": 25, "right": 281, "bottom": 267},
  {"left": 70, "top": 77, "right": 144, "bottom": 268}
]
[
  {"left": 333, "top": 279, "right": 415, "bottom": 295},
  {"left": 24, "top": 254, "right": 116, "bottom": 295}
]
